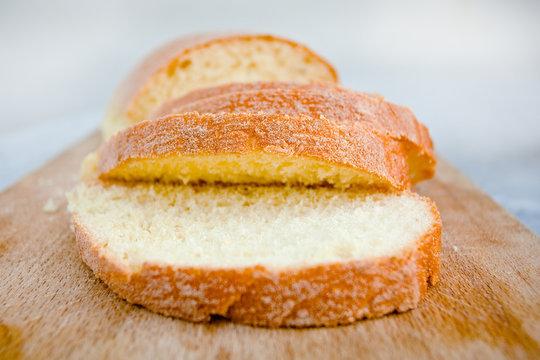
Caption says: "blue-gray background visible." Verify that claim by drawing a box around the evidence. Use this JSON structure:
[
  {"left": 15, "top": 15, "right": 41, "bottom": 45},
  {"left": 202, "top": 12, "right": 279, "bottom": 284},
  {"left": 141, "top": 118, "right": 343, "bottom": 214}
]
[{"left": 1, "top": 0, "right": 539, "bottom": 233}]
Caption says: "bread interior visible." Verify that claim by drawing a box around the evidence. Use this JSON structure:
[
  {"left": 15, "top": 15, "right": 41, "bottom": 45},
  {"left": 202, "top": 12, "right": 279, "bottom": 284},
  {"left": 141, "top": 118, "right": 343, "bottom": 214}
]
[
  {"left": 102, "top": 153, "right": 385, "bottom": 189},
  {"left": 67, "top": 182, "right": 434, "bottom": 270}
]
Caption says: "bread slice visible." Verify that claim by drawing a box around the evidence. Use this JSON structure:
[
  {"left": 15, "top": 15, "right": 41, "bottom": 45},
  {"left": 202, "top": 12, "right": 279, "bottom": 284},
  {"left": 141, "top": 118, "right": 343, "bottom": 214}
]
[
  {"left": 151, "top": 82, "right": 435, "bottom": 184},
  {"left": 96, "top": 112, "right": 411, "bottom": 190},
  {"left": 67, "top": 180, "right": 441, "bottom": 327},
  {"left": 103, "top": 34, "right": 338, "bottom": 138}
]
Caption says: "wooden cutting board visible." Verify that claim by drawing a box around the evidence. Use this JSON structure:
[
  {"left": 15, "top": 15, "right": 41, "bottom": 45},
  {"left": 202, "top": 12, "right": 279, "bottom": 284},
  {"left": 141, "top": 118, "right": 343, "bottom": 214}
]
[{"left": 1, "top": 132, "right": 539, "bottom": 360}]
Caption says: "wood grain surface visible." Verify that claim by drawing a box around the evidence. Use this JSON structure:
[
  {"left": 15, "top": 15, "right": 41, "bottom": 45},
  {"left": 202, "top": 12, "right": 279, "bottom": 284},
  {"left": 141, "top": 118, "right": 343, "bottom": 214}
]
[{"left": 1, "top": 132, "right": 539, "bottom": 359}]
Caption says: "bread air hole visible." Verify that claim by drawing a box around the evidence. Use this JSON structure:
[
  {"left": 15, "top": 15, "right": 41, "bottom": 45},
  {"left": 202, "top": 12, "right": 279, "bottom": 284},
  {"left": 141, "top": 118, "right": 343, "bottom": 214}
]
[
  {"left": 167, "top": 59, "right": 179, "bottom": 77},
  {"left": 180, "top": 59, "right": 192, "bottom": 69}
]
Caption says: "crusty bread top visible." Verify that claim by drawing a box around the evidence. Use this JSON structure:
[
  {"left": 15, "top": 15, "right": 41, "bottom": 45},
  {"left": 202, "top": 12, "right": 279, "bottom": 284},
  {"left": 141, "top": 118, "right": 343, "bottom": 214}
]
[
  {"left": 150, "top": 82, "right": 436, "bottom": 183},
  {"left": 104, "top": 34, "right": 339, "bottom": 137},
  {"left": 97, "top": 112, "right": 410, "bottom": 190}
]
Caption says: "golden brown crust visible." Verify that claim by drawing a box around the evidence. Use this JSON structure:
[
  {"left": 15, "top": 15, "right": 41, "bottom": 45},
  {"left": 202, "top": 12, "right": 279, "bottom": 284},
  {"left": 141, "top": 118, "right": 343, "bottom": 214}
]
[
  {"left": 151, "top": 82, "right": 436, "bottom": 184},
  {"left": 72, "top": 192, "right": 441, "bottom": 327},
  {"left": 97, "top": 112, "right": 411, "bottom": 191},
  {"left": 105, "top": 34, "right": 338, "bottom": 135}
]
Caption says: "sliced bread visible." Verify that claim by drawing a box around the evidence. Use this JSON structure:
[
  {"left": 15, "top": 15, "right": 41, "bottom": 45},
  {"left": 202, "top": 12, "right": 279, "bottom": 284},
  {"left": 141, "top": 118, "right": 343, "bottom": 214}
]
[
  {"left": 67, "top": 181, "right": 441, "bottom": 327},
  {"left": 95, "top": 112, "right": 411, "bottom": 190},
  {"left": 151, "top": 82, "right": 435, "bottom": 183},
  {"left": 103, "top": 34, "right": 338, "bottom": 138}
]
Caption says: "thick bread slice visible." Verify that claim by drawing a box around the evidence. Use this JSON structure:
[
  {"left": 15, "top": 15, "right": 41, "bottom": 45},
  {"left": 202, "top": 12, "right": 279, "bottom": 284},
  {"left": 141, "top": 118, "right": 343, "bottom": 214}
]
[
  {"left": 67, "top": 181, "right": 441, "bottom": 327},
  {"left": 151, "top": 82, "right": 435, "bottom": 184},
  {"left": 96, "top": 112, "right": 411, "bottom": 190},
  {"left": 103, "top": 34, "right": 338, "bottom": 138}
]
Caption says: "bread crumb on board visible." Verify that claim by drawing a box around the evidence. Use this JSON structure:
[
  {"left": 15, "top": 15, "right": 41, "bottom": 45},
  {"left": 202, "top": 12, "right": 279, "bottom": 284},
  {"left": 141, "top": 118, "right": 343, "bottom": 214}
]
[{"left": 43, "top": 198, "right": 59, "bottom": 213}]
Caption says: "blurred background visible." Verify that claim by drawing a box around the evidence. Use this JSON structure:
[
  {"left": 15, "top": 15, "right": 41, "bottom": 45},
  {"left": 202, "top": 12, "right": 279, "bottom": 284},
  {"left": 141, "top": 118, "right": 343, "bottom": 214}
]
[{"left": 0, "top": 0, "right": 539, "bottom": 233}]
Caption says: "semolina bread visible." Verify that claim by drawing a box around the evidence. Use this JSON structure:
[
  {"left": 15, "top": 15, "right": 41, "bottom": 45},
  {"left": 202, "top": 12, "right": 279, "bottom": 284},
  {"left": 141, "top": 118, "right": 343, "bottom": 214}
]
[
  {"left": 151, "top": 82, "right": 435, "bottom": 183},
  {"left": 67, "top": 181, "right": 441, "bottom": 327},
  {"left": 96, "top": 112, "right": 411, "bottom": 190},
  {"left": 70, "top": 33, "right": 442, "bottom": 329},
  {"left": 103, "top": 34, "right": 338, "bottom": 138}
]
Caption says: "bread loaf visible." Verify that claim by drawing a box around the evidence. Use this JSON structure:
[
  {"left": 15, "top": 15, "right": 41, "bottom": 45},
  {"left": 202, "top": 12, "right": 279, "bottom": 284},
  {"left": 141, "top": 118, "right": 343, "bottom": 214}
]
[{"left": 67, "top": 33, "right": 442, "bottom": 328}]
